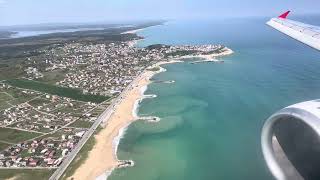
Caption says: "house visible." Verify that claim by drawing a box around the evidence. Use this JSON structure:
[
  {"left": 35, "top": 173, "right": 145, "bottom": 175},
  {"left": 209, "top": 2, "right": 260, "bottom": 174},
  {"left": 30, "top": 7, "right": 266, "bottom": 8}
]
[
  {"left": 62, "top": 149, "right": 68, "bottom": 156},
  {"left": 21, "top": 161, "right": 27, "bottom": 166},
  {"left": 75, "top": 131, "right": 85, "bottom": 137},
  {"left": 29, "top": 160, "right": 38, "bottom": 167},
  {"left": 49, "top": 150, "right": 55, "bottom": 158},
  {"left": 5, "top": 161, "right": 12, "bottom": 167},
  {"left": 41, "top": 148, "right": 48, "bottom": 154},
  {"left": 47, "top": 159, "right": 55, "bottom": 165}
]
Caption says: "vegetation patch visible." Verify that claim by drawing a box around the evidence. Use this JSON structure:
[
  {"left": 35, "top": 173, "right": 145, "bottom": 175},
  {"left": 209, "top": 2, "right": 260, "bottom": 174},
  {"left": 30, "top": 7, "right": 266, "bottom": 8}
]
[
  {"left": 0, "top": 92, "right": 13, "bottom": 102},
  {"left": 28, "top": 97, "right": 51, "bottom": 107},
  {"left": 0, "top": 92, "right": 13, "bottom": 110},
  {"left": 5, "top": 79, "right": 110, "bottom": 103},
  {"left": 147, "top": 66, "right": 160, "bottom": 72},
  {"left": 165, "top": 50, "right": 197, "bottom": 57},
  {"left": 38, "top": 69, "right": 68, "bottom": 84},
  {"left": 0, "top": 127, "right": 41, "bottom": 144},
  {"left": 68, "top": 120, "right": 94, "bottom": 129},
  {"left": 0, "top": 142, "right": 10, "bottom": 151},
  {"left": 0, "top": 169, "right": 54, "bottom": 180}
]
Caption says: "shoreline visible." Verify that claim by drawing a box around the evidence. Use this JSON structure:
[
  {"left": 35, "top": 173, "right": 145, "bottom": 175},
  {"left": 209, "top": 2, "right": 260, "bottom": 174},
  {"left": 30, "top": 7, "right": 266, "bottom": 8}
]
[
  {"left": 68, "top": 40, "right": 232, "bottom": 179},
  {"left": 127, "top": 39, "right": 143, "bottom": 47},
  {"left": 175, "top": 47, "right": 234, "bottom": 61},
  {"left": 69, "top": 60, "right": 181, "bottom": 180},
  {"left": 121, "top": 28, "right": 145, "bottom": 35}
]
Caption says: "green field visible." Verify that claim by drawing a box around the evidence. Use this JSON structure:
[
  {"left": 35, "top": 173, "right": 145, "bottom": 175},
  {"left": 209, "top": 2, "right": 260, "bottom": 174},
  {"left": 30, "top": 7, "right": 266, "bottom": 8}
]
[
  {"left": 0, "top": 92, "right": 13, "bottom": 110},
  {"left": 0, "top": 169, "right": 54, "bottom": 180},
  {"left": 0, "top": 92, "right": 13, "bottom": 101},
  {"left": 0, "top": 142, "right": 10, "bottom": 151},
  {"left": 28, "top": 97, "right": 51, "bottom": 107},
  {"left": 38, "top": 69, "right": 68, "bottom": 84},
  {"left": 3, "top": 86, "right": 40, "bottom": 106},
  {"left": 0, "top": 101, "right": 11, "bottom": 111},
  {"left": 68, "top": 120, "right": 94, "bottom": 128},
  {"left": 0, "top": 127, "right": 41, "bottom": 144},
  {"left": 53, "top": 105, "right": 84, "bottom": 117},
  {"left": 5, "top": 79, "right": 110, "bottom": 103}
]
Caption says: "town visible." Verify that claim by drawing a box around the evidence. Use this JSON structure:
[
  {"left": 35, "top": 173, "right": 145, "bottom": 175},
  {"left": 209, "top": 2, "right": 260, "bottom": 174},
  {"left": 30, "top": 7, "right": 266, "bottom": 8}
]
[
  {"left": 0, "top": 31, "right": 231, "bottom": 170},
  {"left": 0, "top": 83, "right": 107, "bottom": 169},
  {"left": 25, "top": 42, "right": 229, "bottom": 96}
]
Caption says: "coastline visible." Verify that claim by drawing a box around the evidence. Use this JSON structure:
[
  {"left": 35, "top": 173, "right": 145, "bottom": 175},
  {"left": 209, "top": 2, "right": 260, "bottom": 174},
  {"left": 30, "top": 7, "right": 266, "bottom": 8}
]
[
  {"left": 127, "top": 39, "right": 143, "bottom": 47},
  {"left": 69, "top": 60, "right": 181, "bottom": 180},
  {"left": 68, "top": 34, "right": 232, "bottom": 179},
  {"left": 121, "top": 28, "right": 145, "bottom": 35},
  {"left": 176, "top": 47, "right": 234, "bottom": 61}
]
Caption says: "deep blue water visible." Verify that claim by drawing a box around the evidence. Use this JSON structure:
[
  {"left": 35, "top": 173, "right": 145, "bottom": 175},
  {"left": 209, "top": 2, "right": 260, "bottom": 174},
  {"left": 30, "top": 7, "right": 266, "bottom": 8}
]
[{"left": 109, "top": 17, "right": 320, "bottom": 180}]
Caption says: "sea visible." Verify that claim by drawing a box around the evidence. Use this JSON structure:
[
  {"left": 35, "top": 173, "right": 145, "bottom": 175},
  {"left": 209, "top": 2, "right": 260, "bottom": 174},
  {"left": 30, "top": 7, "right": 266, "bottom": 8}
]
[{"left": 107, "top": 16, "right": 320, "bottom": 180}]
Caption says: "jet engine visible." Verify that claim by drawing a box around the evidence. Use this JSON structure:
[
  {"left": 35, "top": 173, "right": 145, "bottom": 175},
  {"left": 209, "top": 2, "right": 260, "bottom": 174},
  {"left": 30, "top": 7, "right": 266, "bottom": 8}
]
[{"left": 261, "top": 100, "right": 320, "bottom": 180}]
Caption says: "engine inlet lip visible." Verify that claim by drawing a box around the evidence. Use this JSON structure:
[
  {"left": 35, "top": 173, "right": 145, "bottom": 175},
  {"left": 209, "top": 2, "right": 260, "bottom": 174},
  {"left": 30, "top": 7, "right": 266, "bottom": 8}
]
[{"left": 261, "top": 101, "right": 320, "bottom": 180}]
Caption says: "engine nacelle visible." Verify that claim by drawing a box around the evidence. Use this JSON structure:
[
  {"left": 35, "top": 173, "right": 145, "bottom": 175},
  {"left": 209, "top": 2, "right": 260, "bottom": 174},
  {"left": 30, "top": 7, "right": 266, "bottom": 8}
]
[{"left": 261, "top": 100, "right": 320, "bottom": 180}]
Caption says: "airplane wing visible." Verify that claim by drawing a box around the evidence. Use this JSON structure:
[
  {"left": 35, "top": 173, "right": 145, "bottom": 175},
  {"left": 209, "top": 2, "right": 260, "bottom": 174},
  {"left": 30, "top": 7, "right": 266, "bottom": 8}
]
[{"left": 267, "top": 11, "right": 320, "bottom": 51}]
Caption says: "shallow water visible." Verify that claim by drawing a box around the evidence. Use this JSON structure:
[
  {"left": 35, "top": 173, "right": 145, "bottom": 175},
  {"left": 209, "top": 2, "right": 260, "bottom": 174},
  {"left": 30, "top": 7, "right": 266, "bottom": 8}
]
[{"left": 108, "top": 17, "right": 320, "bottom": 180}]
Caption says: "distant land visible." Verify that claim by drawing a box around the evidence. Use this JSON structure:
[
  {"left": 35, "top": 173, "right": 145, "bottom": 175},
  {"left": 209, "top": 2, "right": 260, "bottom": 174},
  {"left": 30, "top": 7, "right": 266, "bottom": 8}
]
[
  {"left": 0, "top": 21, "right": 166, "bottom": 39},
  {"left": 0, "top": 31, "right": 17, "bottom": 39}
]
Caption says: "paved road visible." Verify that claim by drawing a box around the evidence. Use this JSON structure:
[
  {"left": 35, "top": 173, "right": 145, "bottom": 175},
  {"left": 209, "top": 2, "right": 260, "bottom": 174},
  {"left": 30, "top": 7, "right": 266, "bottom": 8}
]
[
  {"left": 49, "top": 73, "right": 145, "bottom": 180},
  {"left": 0, "top": 167, "right": 57, "bottom": 170}
]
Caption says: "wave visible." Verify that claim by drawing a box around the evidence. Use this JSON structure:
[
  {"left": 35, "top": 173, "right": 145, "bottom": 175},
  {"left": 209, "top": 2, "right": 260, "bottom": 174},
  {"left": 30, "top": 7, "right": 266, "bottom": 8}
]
[{"left": 105, "top": 64, "right": 170, "bottom": 180}]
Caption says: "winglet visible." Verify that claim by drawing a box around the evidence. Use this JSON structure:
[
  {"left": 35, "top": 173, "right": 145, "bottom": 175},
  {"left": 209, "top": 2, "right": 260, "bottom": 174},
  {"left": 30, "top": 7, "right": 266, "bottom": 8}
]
[{"left": 278, "top": 11, "right": 290, "bottom": 19}]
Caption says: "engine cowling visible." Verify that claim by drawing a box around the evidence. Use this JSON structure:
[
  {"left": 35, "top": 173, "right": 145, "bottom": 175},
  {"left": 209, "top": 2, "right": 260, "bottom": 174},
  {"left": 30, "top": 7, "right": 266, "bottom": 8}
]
[{"left": 261, "top": 100, "right": 320, "bottom": 180}]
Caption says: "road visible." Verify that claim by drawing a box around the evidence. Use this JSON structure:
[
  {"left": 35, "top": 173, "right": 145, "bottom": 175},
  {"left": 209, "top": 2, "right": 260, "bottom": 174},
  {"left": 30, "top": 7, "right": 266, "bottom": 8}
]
[
  {"left": 49, "top": 73, "right": 145, "bottom": 180},
  {"left": 0, "top": 167, "right": 58, "bottom": 170}
]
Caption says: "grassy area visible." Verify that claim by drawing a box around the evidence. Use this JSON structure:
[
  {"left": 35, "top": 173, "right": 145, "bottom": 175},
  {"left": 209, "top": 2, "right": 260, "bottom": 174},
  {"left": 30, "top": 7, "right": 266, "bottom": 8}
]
[
  {"left": 0, "top": 169, "right": 54, "bottom": 180},
  {"left": 4, "top": 87, "right": 40, "bottom": 106},
  {"left": 38, "top": 69, "right": 68, "bottom": 84},
  {"left": 53, "top": 105, "right": 84, "bottom": 117},
  {"left": 5, "top": 79, "right": 110, "bottom": 103},
  {"left": 165, "top": 50, "right": 197, "bottom": 57},
  {"left": 0, "top": 101, "right": 12, "bottom": 111},
  {"left": 0, "top": 142, "right": 10, "bottom": 151},
  {"left": 0, "top": 127, "right": 42, "bottom": 144},
  {"left": 90, "top": 109, "right": 105, "bottom": 117},
  {"left": 61, "top": 127, "right": 102, "bottom": 180},
  {"left": 0, "top": 92, "right": 14, "bottom": 110},
  {"left": 40, "top": 128, "right": 68, "bottom": 140},
  {"left": 28, "top": 97, "right": 51, "bottom": 107},
  {"left": 19, "top": 148, "right": 32, "bottom": 158},
  {"left": 0, "top": 92, "right": 13, "bottom": 102},
  {"left": 68, "top": 120, "right": 94, "bottom": 129}
]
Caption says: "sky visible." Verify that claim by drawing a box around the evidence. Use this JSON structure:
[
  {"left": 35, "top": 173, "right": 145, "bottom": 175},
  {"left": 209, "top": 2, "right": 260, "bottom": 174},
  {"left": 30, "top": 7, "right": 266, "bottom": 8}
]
[{"left": 0, "top": 0, "right": 319, "bottom": 26}]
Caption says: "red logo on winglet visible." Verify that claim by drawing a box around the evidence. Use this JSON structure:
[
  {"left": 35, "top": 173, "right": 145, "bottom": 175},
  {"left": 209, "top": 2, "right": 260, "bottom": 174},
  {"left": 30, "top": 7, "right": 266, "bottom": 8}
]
[{"left": 279, "top": 11, "right": 291, "bottom": 19}]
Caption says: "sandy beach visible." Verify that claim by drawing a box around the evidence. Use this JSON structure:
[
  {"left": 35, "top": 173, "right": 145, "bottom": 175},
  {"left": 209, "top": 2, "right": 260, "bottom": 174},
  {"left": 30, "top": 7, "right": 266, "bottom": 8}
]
[
  {"left": 121, "top": 28, "right": 145, "bottom": 35},
  {"left": 68, "top": 60, "right": 180, "bottom": 180}
]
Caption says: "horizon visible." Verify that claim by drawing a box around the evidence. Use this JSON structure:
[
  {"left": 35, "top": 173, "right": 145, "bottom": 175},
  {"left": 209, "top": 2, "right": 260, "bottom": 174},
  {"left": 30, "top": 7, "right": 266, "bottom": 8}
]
[
  {"left": 1, "top": 13, "right": 320, "bottom": 30},
  {"left": 0, "top": 0, "right": 320, "bottom": 26}
]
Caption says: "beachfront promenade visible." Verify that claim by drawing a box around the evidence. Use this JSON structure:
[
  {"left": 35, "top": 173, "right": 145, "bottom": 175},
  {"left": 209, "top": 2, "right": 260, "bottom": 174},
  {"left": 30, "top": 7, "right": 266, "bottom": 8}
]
[{"left": 49, "top": 73, "right": 146, "bottom": 180}]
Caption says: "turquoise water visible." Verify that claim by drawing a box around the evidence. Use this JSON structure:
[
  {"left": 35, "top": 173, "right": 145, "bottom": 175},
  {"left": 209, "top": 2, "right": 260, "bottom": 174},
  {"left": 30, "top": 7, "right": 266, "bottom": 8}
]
[{"left": 109, "top": 17, "right": 320, "bottom": 180}]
